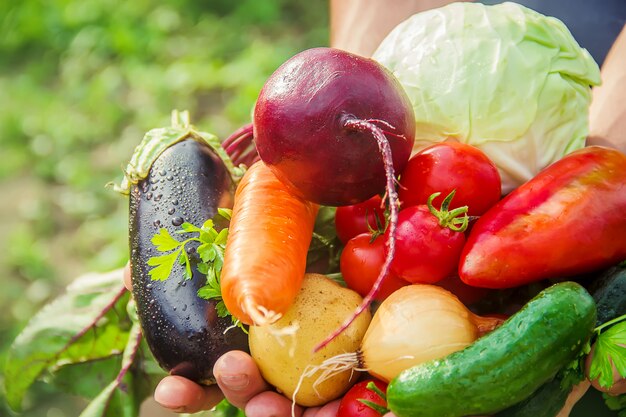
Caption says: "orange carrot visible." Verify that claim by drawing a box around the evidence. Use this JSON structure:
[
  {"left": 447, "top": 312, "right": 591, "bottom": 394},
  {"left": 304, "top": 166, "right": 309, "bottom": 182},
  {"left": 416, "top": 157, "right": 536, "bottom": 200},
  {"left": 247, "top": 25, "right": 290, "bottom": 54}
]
[{"left": 221, "top": 161, "right": 319, "bottom": 326}]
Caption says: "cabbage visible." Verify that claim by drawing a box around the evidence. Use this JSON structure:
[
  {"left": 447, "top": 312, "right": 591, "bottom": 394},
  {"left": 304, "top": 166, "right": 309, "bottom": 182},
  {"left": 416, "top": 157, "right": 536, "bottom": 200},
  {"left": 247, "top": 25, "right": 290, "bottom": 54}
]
[{"left": 373, "top": 2, "right": 601, "bottom": 193}]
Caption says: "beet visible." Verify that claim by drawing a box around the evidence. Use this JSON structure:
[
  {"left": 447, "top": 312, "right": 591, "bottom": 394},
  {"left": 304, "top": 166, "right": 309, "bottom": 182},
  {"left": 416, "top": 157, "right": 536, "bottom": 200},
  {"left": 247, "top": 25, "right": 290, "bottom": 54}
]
[
  {"left": 253, "top": 47, "right": 416, "bottom": 350},
  {"left": 253, "top": 47, "right": 415, "bottom": 207},
  {"left": 129, "top": 139, "right": 249, "bottom": 384}
]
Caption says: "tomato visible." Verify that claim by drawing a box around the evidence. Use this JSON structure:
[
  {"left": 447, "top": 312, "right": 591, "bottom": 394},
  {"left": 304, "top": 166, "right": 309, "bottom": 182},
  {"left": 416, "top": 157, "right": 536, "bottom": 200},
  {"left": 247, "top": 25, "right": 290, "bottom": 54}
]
[
  {"left": 335, "top": 195, "right": 385, "bottom": 244},
  {"left": 398, "top": 141, "right": 501, "bottom": 216},
  {"left": 387, "top": 195, "right": 467, "bottom": 284},
  {"left": 340, "top": 234, "right": 408, "bottom": 301},
  {"left": 337, "top": 379, "right": 388, "bottom": 417}
]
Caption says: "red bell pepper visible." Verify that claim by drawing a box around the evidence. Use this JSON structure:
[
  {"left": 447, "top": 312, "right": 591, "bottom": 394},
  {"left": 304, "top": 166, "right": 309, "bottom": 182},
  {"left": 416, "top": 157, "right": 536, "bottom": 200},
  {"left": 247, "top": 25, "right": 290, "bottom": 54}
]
[{"left": 459, "top": 146, "right": 626, "bottom": 289}]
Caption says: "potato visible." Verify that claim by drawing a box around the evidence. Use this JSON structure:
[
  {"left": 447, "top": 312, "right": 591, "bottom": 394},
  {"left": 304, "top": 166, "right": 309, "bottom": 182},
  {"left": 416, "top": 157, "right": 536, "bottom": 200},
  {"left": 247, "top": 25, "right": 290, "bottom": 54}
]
[{"left": 249, "top": 273, "right": 371, "bottom": 407}]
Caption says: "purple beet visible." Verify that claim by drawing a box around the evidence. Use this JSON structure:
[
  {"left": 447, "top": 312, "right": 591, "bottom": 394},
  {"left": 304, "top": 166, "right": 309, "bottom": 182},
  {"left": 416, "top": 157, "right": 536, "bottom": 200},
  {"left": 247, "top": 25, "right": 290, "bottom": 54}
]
[
  {"left": 253, "top": 47, "right": 415, "bottom": 206},
  {"left": 252, "top": 47, "right": 416, "bottom": 350}
]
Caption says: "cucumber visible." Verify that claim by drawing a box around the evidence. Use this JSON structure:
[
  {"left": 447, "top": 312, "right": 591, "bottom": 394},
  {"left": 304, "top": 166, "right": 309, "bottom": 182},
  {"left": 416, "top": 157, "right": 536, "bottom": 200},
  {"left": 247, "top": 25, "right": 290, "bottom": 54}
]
[
  {"left": 493, "top": 374, "right": 571, "bottom": 417},
  {"left": 387, "top": 282, "right": 596, "bottom": 417},
  {"left": 496, "top": 265, "right": 626, "bottom": 417}
]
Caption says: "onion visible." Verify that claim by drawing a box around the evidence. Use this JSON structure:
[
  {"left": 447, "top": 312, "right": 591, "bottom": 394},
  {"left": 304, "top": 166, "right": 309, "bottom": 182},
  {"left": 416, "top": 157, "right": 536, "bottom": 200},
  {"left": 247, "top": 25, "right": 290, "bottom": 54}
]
[{"left": 307, "top": 284, "right": 503, "bottom": 385}]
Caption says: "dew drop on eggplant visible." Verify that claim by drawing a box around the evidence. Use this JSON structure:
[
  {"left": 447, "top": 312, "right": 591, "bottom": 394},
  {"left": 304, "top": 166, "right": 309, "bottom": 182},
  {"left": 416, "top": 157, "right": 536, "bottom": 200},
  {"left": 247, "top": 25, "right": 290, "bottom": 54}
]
[
  {"left": 168, "top": 208, "right": 175, "bottom": 215},
  {"left": 172, "top": 217, "right": 184, "bottom": 226}
]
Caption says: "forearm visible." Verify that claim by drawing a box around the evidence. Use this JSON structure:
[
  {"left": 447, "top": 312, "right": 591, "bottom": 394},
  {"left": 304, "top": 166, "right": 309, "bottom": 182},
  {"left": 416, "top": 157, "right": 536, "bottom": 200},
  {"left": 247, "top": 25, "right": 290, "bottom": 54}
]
[
  {"left": 587, "top": 25, "right": 626, "bottom": 153},
  {"left": 329, "top": 0, "right": 465, "bottom": 57}
]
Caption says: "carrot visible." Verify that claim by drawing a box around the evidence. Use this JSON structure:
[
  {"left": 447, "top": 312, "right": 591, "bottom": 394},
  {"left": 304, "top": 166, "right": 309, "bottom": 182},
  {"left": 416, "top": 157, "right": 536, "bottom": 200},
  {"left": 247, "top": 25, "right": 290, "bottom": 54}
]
[{"left": 221, "top": 161, "right": 319, "bottom": 326}]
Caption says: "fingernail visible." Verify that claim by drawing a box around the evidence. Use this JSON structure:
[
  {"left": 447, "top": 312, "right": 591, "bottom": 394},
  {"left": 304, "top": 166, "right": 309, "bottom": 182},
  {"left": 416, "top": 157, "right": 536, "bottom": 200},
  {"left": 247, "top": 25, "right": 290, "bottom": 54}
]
[{"left": 219, "top": 373, "right": 250, "bottom": 391}]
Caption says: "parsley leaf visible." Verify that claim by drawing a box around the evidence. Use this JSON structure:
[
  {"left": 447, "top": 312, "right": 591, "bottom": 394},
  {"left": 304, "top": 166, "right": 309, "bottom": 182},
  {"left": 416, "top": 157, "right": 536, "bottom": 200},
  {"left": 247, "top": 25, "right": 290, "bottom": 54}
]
[
  {"left": 151, "top": 228, "right": 182, "bottom": 252},
  {"left": 148, "top": 209, "right": 245, "bottom": 332},
  {"left": 147, "top": 250, "right": 182, "bottom": 281},
  {"left": 559, "top": 339, "right": 590, "bottom": 388},
  {"left": 589, "top": 314, "right": 626, "bottom": 389}
]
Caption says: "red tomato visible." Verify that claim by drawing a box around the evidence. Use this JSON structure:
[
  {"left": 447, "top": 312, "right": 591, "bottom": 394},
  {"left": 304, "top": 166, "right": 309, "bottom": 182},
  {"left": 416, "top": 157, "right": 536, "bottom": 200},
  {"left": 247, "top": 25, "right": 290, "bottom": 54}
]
[
  {"left": 335, "top": 195, "right": 385, "bottom": 244},
  {"left": 340, "top": 234, "right": 408, "bottom": 301},
  {"left": 387, "top": 204, "right": 466, "bottom": 284},
  {"left": 398, "top": 141, "right": 501, "bottom": 216},
  {"left": 337, "top": 379, "right": 388, "bottom": 417}
]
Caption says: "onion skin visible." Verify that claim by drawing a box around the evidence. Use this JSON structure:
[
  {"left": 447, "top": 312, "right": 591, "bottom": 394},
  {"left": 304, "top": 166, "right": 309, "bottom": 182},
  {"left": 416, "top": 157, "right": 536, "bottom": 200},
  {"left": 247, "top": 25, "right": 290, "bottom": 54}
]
[{"left": 361, "top": 285, "right": 502, "bottom": 382}]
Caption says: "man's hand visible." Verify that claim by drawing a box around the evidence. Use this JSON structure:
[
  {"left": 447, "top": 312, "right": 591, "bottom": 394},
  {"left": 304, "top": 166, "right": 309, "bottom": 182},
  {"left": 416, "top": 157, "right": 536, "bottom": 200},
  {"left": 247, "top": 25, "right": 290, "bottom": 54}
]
[{"left": 123, "top": 264, "right": 342, "bottom": 416}]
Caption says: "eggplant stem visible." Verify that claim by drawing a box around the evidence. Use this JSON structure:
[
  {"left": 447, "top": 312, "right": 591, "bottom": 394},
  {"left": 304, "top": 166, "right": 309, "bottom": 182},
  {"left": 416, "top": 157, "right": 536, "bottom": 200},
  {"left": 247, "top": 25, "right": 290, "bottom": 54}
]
[{"left": 314, "top": 117, "right": 400, "bottom": 353}]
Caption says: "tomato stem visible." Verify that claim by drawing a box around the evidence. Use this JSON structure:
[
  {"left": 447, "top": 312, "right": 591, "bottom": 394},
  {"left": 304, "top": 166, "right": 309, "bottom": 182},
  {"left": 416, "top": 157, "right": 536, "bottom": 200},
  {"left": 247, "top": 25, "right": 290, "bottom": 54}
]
[
  {"left": 427, "top": 191, "right": 469, "bottom": 232},
  {"left": 357, "top": 382, "right": 389, "bottom": 415}
]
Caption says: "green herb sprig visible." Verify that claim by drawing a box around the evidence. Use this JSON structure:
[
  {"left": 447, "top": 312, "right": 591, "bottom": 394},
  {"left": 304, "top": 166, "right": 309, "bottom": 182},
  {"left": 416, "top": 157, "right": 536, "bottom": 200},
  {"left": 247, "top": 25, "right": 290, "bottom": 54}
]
[
  {"left": 588, "top": 313, "right": 626, "bottom": 389},
  {"left": 147, "top": 208, "right": 245, "bottom": 331}
]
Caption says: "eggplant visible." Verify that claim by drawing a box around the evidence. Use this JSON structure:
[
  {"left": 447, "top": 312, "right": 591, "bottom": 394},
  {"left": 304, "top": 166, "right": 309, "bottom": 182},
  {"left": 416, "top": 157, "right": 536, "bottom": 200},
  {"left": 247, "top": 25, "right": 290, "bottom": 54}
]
[{"left": 129, "top": 138, "right": 248, "bottom": 385}]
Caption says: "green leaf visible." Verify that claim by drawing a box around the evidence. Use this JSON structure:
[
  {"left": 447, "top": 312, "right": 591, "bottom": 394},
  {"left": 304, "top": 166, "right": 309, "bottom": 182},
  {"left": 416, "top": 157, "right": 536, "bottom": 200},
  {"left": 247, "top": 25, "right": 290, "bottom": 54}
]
[
  {"left": 178, "top": 222, "right": 203, "bottom": 234},
  {"left": 306, "top": 206, "right": 341, "bottom": 274},
  {"left": 180, "top": 250, "right": 193, "bottom": 280},
  {"left": 47, "top": 356, "right": 123, "bottom": 399},
  {"left": 213, "top": 244, "right": 225, "bottom": 272},
  {"left": 200, "top": 229, "right": 218, "bottom": 243},
  {"left": 215, "top": 301, "right": 229, "bottom": 318},
  {"left": 197, "top": 287, "right": 221, "bottom": 300},
  {"left": 590, "top": 321, "right": 626, "bottom": 388},
  {"left": 150, "top": 228, "right": 181, "bottom": 252},
  {"left": 201, "top": 219, "right": 215, "bottom": 232},
  {"left": 147, "top": 250, "right": 181, "bottom": 281},
  {"left": 197, "top": 262, "right": 210, "bottom": 275},
  {"left": 78, "top": 324, "right": 142, "bottom": 417},
  {"left": 4, "top": 269, "right": 131, "bottom": 411},
  {"left": 198, "top": 243, "right": 216, "bottom": 263},
  {"left": 603, "top": 393, "right": 626, "bottom": 412},
  {"left": 211, "top": 399, "right": 245, "bottom": 417},
  {"left": 215, "top": 228, "right": 229, "bottom": 245},
  {"left": 218, "top": 208, "right": 233, "bottom": 222}
]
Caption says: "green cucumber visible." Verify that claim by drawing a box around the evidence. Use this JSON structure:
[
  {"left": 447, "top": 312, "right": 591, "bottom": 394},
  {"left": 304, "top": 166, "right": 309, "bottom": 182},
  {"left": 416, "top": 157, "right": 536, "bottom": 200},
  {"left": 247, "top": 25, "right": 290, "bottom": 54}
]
[
  {"left": 493, "top": 374, "right": 572, "bottom": 417},
  {"left": 387, "top": 282, "right": 597, "bottom": 417},
  {"left": 496, "top": 265, "right": 626, "bottom": 417}
]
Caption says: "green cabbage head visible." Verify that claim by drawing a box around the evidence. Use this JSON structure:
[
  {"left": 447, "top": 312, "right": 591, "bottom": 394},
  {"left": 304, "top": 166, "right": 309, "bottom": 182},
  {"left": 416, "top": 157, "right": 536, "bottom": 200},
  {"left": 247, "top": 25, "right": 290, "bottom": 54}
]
[{"left": 373, "top": 2, "right": 601, "bottom": 193}]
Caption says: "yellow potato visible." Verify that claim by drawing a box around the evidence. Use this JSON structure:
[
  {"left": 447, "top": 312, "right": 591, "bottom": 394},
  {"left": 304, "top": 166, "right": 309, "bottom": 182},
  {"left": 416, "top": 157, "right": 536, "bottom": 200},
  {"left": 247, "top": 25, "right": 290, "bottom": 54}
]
[{"left": 249, "top": 273, "right": 371, "bottom": 407}]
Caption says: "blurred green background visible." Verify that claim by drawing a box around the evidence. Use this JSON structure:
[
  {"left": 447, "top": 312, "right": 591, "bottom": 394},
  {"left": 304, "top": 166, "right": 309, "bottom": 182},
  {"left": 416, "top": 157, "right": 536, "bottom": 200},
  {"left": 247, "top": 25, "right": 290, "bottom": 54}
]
[{"left": 0, "top": 0, "right": 327, "bottom": 415}]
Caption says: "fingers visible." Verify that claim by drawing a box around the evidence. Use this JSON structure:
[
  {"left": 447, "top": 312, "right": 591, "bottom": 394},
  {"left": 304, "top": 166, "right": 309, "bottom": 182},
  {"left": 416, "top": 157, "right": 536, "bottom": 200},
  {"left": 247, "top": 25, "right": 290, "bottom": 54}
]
[
  {"left": 304, "top": 400, "right": 340, "bottom": 417},
  {"left": 123, "top": 262, "right": 132, "bottom": 291},
  {"left": 214, "top": 350, "right": 271, "bottom": 409},
  {"left": 245, "top": 391, "right": 304, "bottom": 417},
  {"left": 154, "top": 375, "right": 224, "bottom": 413}
]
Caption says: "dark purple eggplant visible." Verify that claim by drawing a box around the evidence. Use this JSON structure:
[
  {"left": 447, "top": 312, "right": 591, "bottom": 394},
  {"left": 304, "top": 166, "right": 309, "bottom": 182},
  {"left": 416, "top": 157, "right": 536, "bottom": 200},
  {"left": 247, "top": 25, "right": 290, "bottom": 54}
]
[{"left": 129, "top": 139, "right": 248, "bottom": 385}]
